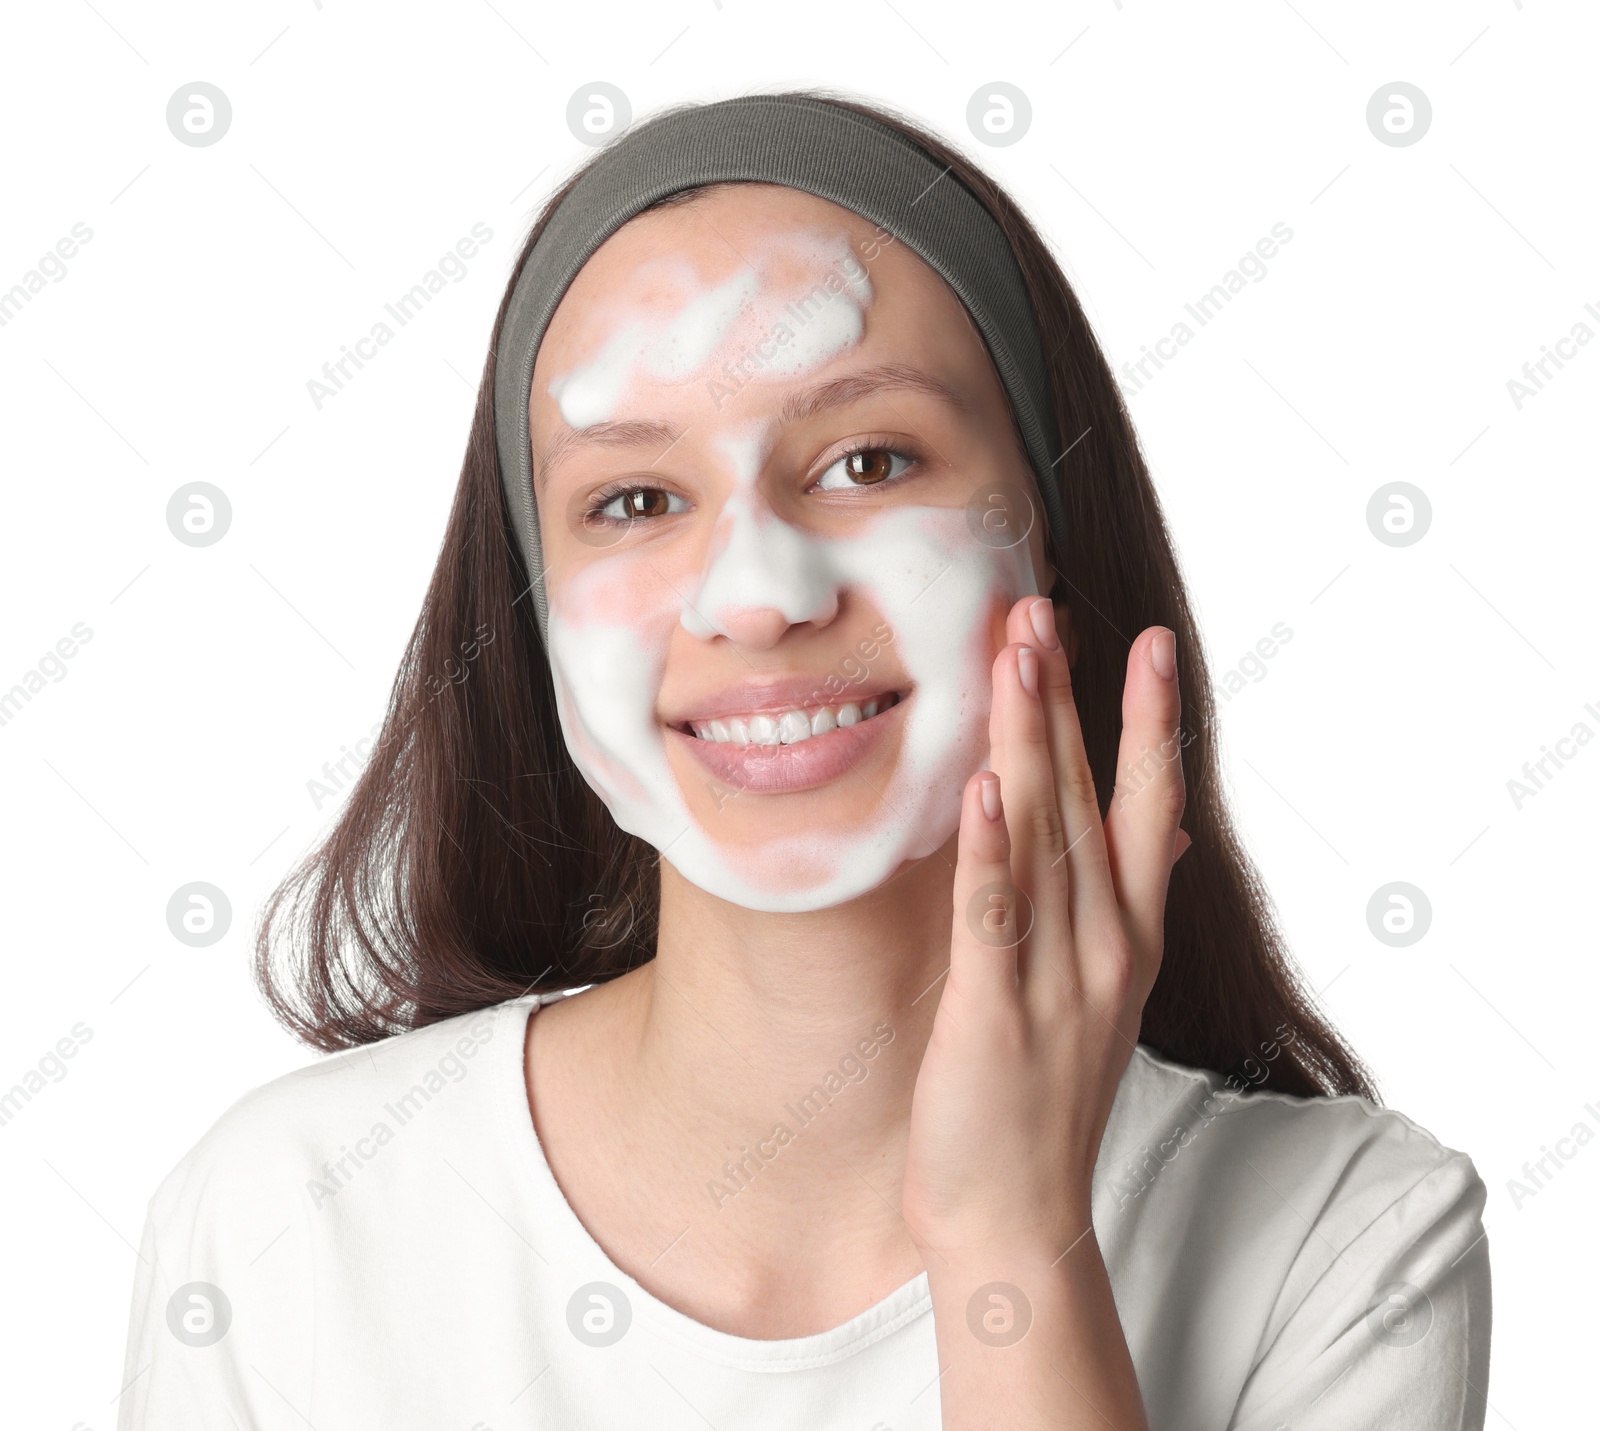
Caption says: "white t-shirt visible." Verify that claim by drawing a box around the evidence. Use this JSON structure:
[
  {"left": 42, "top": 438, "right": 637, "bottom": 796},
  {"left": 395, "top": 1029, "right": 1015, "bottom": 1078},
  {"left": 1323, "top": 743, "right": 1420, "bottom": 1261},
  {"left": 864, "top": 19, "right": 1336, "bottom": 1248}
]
[{"left": 117, "top": 990, "right": 1491, "bottom": 1430}]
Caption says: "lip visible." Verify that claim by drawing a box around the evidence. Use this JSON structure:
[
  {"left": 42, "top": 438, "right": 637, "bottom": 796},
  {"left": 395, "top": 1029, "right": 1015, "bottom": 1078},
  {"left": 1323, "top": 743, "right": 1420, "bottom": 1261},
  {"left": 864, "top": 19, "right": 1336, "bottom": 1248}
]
[
  {"left": 662, "top": 674, "right": 906, "bottom": 728},
  {"left": 668, "top": 689, "right": 910, "bottom": 795}
]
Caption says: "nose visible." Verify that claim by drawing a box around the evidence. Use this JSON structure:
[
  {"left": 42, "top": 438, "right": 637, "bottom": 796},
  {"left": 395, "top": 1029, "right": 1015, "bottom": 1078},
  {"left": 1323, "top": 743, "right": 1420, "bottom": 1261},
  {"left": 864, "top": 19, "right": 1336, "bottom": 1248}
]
[
  {"left": 681, "top": 491, "right": 841, "bottom": 650},
  {"left": 714, "top": 606, "right": 795, "bottom": 650}
]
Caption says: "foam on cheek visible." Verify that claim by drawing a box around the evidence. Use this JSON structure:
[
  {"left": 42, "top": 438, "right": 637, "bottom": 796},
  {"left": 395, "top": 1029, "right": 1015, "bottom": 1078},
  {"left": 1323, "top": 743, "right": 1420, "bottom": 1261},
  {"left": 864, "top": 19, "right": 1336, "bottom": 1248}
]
[
  {"left": 547, "top": 624, "right": 656, "bottom": 810},
  {"left": 548, "top": 499, "right": 1041, "bottom": 913},
  {"left": 545, "top": 553, "right": 680, "bottom": 817}
]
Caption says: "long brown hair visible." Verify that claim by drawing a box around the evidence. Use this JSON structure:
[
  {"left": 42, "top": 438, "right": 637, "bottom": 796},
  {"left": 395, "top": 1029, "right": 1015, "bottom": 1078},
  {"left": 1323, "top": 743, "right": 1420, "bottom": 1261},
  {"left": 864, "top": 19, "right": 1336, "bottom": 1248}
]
[{"left": 253, "top": 87, "right": 1377, "bottom": 1101}]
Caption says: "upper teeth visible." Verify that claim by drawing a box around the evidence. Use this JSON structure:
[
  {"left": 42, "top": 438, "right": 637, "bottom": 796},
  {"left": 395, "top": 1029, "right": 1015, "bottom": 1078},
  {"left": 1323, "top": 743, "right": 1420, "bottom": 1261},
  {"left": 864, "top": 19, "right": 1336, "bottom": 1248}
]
[{"left": 689, "top": 693, "right": 899, "bottom": 745}]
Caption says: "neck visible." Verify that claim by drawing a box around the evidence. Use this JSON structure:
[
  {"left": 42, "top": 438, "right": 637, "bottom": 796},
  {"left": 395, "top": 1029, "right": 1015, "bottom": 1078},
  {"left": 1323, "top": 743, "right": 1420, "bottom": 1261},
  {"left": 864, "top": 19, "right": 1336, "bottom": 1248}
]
[{"left": 619, "top": 836, "right": 957, "bottom": 1224}]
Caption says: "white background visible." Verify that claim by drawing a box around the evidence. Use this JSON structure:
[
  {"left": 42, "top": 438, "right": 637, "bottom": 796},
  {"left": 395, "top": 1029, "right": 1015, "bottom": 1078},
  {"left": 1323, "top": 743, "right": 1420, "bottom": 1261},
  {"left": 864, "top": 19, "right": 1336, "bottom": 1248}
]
[{"left": 1, "top": 1, "right": 1592, "bottom": 1426}]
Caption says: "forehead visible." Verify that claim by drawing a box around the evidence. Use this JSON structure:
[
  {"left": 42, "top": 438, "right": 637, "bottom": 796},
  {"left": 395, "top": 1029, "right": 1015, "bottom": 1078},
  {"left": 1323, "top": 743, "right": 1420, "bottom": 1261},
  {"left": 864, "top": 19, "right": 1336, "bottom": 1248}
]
[{"left": 530, "top": 182, "right": 980, "bottom": 403}]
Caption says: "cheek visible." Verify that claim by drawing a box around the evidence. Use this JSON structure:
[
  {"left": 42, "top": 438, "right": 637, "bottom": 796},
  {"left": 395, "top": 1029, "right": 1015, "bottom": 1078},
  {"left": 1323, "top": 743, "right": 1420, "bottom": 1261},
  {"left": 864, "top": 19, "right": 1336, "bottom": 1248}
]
[
  {"left": 550, "top": 544, "right": 686, "bottom": 635},
  {"left": 850, "top": 508, "right": 1035, "bottom": 687},
  {"left": 906, "top": 586, "right": 1009, "bottom": 769},
  {"left": 544, "top": 552, "right": 686, "bottom": 789},
  {"left": 546, "top": 622, "right": 655, "bottom": 807},
  {"left": 835, "top": 505, "right": 1039, "bottom": 789}
]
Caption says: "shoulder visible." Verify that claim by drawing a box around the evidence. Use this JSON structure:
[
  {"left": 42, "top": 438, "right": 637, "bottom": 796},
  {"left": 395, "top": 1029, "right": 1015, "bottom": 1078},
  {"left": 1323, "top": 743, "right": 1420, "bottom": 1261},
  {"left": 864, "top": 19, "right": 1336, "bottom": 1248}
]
[
  {"left": 1107, "top": 1041, "right": 1484, "bottom": 1234},
  {"left": 141, "top": 999, "right": 519, "bottom": 1232},
  {"left": 1100, "top": 1043, "right": 1484, "bottom": 1254},
  {"left": 1102, "top": 1045, "right": 1491, "bottom": 1425},
  {"left": 1106, "top": 1042, "right": 1489, "bottom": 1351},
  {"left": 117, "top": 1001, "right": 535, "bottom": 1428}
]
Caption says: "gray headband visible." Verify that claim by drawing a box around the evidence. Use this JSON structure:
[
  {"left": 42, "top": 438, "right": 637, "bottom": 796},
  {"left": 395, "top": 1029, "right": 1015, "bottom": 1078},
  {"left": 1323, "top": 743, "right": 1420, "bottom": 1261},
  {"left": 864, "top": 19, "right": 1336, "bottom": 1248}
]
[{"left": 493, "top": 92, "right": 1065, "bottom": 643}]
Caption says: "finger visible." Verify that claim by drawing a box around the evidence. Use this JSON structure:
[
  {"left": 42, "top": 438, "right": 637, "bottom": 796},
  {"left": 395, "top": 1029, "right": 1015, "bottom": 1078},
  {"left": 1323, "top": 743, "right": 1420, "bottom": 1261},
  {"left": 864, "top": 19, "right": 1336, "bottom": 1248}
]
[
  {"left": 1006, "top": 596, "right": 1117, "bottom": 931},
  {"left": 946, "top": 769, "right": 1021, "bottom": 1007},
  {"left": 986, "top": 639, "right": 1072, "bottom": 977},
  {"left": 1103, "top": 627, "right": 1186, "bottom": 963}
]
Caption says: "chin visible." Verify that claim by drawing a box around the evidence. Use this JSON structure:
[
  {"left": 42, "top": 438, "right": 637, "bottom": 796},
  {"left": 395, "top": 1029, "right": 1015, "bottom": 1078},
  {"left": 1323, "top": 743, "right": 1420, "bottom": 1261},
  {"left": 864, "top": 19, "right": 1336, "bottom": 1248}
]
[{"left": 634, "top": 697, "right": 988, "bottom": 914}]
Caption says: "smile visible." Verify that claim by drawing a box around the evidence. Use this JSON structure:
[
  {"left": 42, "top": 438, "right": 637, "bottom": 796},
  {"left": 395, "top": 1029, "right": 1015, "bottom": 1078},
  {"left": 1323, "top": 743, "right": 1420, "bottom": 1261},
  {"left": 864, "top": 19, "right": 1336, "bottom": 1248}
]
[
  {"left": 667, "top": 687, "right": 910, "bottom": 796},
  {"left": 684, "top": 692, "right": 903, "bottom": 746}
]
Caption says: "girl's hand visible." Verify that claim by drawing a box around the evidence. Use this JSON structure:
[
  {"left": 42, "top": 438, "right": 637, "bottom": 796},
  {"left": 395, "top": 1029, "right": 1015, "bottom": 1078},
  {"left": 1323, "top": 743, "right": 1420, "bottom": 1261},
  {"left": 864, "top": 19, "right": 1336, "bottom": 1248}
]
[{"left": 902, "top": 598, "right": 1188, "bottom": 1259}]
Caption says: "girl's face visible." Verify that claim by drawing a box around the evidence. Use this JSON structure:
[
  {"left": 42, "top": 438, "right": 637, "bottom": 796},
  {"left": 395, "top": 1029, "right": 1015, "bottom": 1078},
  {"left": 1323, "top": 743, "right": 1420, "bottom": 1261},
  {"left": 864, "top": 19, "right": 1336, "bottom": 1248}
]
[{"left": 529, "top": 183, "right": 1048, "bottom": 913}]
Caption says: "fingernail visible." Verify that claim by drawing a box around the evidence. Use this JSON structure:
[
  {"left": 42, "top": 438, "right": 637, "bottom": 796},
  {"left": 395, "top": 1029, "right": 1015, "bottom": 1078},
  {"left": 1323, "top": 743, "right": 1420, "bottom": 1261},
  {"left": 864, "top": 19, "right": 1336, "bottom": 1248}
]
[
  {"left": 1028, "top": 597, "right": 1060, "bottom": 652},
  {"left": 1150, "top": 628, "right": 1176, "bottom": 681},
  {"left": 1017, "top": 646, "right": 1039, "bottom": 696},
  {"left": 979, "top": 772, "right": 1002, "bottom": 822}
]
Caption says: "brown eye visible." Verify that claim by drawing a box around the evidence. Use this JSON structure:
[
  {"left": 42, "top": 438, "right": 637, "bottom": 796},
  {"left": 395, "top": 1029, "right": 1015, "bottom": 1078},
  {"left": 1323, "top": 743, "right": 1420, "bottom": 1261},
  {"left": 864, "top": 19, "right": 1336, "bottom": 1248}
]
[
  {"left": 621, "top": 488, "right": 669, "bottom": 517},
  {"left": 592, "top": 486, "right": 689, "bottom": 522},
  {"left": 816, "top": 446, "right": 914, "bottom": 492},
  {"left": 845, "top": 449, "right": 895, "bottom": 484}
]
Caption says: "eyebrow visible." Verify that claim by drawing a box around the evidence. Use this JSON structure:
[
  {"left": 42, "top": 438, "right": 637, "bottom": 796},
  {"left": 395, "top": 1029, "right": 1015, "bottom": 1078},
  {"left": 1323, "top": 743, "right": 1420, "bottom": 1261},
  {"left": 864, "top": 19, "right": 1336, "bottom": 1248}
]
[
  {"left": 533, "top": 362, "right": 967, "bottom": 489},
  {"left": 779, "top": 362, "right": 967, "bottom": 426},
  {"left": 536, "top": 418, "right": 681, "bottom": 491}
]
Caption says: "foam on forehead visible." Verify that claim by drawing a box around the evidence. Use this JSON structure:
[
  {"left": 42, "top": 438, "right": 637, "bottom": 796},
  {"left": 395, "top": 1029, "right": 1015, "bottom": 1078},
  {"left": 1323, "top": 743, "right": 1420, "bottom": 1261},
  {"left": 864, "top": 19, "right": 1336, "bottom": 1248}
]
[{"left": 543, "top": 225, "right": 875, "bottom": 430}]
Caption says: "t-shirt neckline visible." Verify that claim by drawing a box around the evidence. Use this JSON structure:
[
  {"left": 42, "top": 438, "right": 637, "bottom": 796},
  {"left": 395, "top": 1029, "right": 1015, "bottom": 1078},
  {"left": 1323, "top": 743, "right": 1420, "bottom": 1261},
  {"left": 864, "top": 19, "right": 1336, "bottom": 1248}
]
[{"left": 494, "top": 991, "right": 935, "bottom": 1372}]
